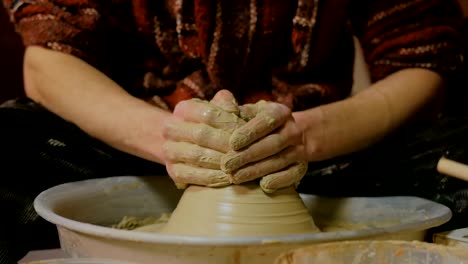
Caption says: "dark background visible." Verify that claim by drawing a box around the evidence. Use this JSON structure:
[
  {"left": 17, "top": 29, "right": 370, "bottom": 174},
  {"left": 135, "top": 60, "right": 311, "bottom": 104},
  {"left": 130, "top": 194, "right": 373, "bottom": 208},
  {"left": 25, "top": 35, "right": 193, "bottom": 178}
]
[{"left": 0, "top": 6, "right": 24, "bottom": 102}]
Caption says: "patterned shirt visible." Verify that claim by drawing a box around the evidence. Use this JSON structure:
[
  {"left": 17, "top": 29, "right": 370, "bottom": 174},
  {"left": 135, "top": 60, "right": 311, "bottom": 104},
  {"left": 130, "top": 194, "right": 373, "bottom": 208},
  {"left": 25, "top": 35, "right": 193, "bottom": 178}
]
[{"left": 2, "top": 0, "right": 465, "bottom": 111}]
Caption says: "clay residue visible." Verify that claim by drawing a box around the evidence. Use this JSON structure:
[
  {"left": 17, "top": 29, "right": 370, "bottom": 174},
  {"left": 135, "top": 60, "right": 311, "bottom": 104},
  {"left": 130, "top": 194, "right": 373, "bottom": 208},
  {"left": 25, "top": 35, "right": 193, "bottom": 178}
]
[
  {"left": 316, "top": 219, "right": 402, "bottom": 232},
  {"left": 112, "top": 184, "right": 322, "bottom": 237},
  {"left": 112, "top": 214, "right": 170, "bottom": 231},
  {"left": 112, "top": 214, "right": 404, "bottom": 235}
]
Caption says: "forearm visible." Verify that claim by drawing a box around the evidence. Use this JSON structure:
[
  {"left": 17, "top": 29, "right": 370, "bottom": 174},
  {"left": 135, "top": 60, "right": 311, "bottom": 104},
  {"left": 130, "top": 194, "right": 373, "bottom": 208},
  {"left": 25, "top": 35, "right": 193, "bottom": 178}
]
[
  {"left": 24, "top": 46, "right": 170, "bottom": 164},
  {"left": 293, "top": 68, "right": 444, "bottom": 162}
]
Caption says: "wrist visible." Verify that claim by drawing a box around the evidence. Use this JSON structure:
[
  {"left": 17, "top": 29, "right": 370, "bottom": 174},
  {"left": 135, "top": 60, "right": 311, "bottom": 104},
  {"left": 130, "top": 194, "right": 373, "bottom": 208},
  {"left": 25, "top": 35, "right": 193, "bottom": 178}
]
[
  {"left": 293, "top": 91, "right": 391, "bottom": 162},
  {"left": 293, "top": 106, "right": 327, "bottom": 162},
  {"left": 109, "top": 100, "right": 171, "bottom": 165}
]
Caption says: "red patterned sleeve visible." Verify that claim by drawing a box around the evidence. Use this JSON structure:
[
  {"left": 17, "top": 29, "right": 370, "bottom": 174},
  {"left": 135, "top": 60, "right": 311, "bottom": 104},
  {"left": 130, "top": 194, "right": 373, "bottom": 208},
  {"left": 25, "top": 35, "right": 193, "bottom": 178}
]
[
  {"left": 2, "top": 0, "right": 134, "bottom": 75},
  {"left": 350, "top": 0, "right": 465, "bottom": 82}
]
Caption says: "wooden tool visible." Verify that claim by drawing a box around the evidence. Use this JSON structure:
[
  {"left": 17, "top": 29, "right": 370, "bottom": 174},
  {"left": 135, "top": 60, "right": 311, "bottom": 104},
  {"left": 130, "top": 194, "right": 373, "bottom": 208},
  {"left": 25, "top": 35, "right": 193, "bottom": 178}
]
[{"left": 437, "top": 157, "right": 468, "bottom": 182}]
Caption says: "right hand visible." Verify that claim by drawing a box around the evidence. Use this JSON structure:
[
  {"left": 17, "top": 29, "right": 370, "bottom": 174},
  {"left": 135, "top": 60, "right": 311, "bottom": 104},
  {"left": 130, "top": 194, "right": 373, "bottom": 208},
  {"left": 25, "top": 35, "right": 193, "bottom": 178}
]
[
  {"left": 221, "top": 100, "right": 308, "bottom": 193},
  {"left": 162, "top": 90, "right": 245, "bottom": 189}
]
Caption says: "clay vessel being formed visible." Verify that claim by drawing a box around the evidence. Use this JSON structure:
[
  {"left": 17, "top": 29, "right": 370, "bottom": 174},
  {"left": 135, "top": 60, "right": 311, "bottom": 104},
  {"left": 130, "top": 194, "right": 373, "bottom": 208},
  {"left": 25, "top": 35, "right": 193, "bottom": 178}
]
[{"left": 160, "top": 183, "right": 320, "bottom": 236}]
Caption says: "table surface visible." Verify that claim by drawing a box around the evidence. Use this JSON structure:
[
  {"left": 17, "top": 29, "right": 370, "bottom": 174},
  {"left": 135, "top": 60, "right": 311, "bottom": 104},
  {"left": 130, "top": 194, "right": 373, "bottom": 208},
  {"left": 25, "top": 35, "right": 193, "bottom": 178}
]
[{"left": 18, "top": 249, "right": 68, "bottom": 263}]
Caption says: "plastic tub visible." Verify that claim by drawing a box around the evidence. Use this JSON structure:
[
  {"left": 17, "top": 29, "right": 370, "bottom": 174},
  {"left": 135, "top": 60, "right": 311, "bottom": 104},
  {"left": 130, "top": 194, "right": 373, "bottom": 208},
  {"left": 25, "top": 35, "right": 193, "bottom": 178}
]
[
  {"left": 434, "top": 227, "right": 468, "bottom": 249},
  {"left": 275, "top": 240, "right": 468, "bottom": 263}
]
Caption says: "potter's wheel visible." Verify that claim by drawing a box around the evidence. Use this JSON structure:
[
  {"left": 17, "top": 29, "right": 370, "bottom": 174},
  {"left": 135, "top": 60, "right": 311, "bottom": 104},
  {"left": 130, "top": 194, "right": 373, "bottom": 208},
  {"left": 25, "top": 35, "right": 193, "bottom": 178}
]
[{"left": 34, "top": 176, "right": 452, "bottom": 264}]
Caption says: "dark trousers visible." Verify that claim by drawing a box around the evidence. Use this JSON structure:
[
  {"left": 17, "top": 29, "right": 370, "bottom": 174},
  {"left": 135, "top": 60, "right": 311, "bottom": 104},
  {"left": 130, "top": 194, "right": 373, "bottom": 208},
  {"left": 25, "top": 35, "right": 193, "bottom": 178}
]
[
  {"left": 0, "top": 98, "right": 167, "bottom": 264},
  {"left": 1, "top": 97, "right": 468, "bottom": 263}
]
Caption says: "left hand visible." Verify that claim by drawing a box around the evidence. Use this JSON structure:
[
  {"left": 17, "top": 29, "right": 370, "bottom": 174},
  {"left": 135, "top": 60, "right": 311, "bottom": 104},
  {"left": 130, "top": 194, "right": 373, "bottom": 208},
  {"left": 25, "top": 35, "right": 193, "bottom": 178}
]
[
  {"left": 162, "top": 90, "right": 245, "bottom": 189},
  {"left": 221, "top": 100, "right": 308, "bottom": 193}
]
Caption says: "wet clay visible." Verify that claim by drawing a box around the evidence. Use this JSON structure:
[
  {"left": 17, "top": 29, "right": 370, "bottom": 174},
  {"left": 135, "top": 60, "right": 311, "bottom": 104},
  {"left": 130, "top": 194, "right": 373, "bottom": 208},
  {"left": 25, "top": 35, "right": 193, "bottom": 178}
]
[
  {"left": 112, "top": 214, "right": 170, "bottom": 231},
  {"left": 156, "top": 183, "right": 320, "bottom": 236}
]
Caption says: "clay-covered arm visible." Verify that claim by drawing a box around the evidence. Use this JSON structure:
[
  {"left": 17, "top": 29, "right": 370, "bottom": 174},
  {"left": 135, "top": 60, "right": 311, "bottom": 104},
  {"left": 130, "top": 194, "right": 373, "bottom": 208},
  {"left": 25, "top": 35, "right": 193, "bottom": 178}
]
[
  {"left": 294, "top": 68, "right": 444, "bottom": 162},
  {"left": 24, "top": 46, "right": 170, "bottom": 164}
]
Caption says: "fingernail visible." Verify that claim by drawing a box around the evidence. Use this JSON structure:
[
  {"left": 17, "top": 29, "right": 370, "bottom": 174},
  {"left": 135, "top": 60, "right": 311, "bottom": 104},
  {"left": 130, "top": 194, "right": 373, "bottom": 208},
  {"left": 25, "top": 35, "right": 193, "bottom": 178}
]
[
  {"left": 221, "top": 153, "right": 242, "bottom": 173},
  {"left": 175, "top": 182, "right": 187, "bottom": 189},
  {"left": 206, "top": 172, "right": 232, "bottom": 187},
  {"left": 260, "top": 184, "right": 276, "bottom": 194},
  {"left": 259, "top": 177, "right": 278, "bottom": 193},
  {"left": 230, "top": 133, "right": 250, "bottom": 150},
  {"left": 231, "top": 171, "right": 248, "bottom": 184},
  {"left": 207, "top": 180, "right": 231, "bottom": 188}
]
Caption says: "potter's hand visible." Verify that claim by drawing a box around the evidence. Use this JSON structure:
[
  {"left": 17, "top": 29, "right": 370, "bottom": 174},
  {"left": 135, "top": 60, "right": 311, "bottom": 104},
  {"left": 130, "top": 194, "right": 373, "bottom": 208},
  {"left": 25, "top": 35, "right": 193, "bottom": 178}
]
[
  {"left": 221, "top": 100, "right": 308, "bottom": 193},
  {"left": 162, "top": 90, "right": 245, "bottom": 189}
]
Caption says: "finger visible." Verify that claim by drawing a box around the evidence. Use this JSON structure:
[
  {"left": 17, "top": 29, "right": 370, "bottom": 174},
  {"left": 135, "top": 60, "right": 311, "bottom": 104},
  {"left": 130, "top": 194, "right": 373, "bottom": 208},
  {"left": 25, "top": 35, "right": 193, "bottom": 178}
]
[
  {"left": 230, "top": 101, "right": 291, "bottom": 150},
  {"left": 230, "top": 146, "right": 303, "bottom": 184},
  {"left": 174, "top": 98, "right": 244, "bottom": 132},
  {"left": 210, "top": 89, "right": 240, "bottom": 115},
  {"left": 174, "top": 182, "right": 188, "bottom": 189},
  {"left": 163, "top": 141, "right": 223, "bottom": 169},
  {"left": 166, "top": 163, "right": 231, "bottom": 188},
  {"left": 221, "top": 118, "right": 302, "bottom": 173},
  {"left": 238, "top": 103, "right": 258, "bottom": 121},
  {"left": 260, "top": 162, "right": 308, "bottom": 193},
  {"left": 163, "top": 119, "right": 231, "bottom": 152}
]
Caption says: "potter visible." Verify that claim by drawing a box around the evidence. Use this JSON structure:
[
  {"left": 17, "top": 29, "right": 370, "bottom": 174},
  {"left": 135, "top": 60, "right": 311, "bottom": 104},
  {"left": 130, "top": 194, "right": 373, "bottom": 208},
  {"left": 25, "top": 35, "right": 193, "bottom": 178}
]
[{"left": 5, "top": 0, "right": 467, "bottom": 261}]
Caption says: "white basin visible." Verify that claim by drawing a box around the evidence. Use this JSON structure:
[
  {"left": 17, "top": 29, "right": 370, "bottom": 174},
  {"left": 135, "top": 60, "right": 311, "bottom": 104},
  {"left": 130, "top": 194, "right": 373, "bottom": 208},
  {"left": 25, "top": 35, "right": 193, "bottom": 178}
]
[{"left": 34, "top": 176, "right": 452, "bottom": 264}]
